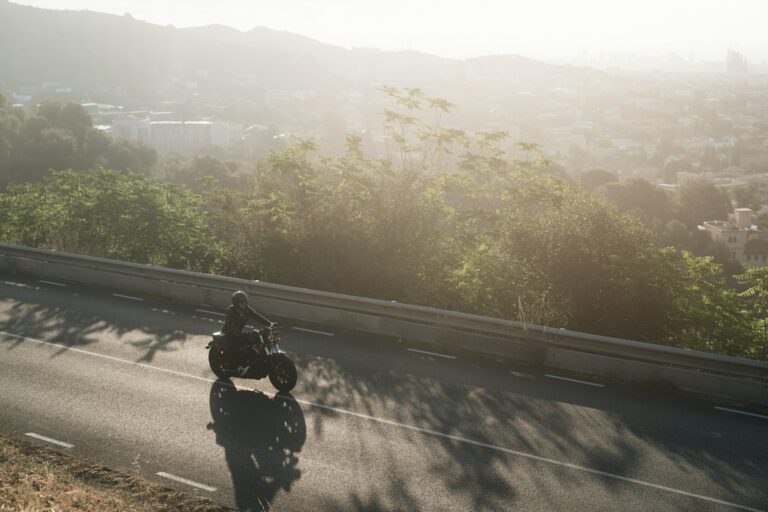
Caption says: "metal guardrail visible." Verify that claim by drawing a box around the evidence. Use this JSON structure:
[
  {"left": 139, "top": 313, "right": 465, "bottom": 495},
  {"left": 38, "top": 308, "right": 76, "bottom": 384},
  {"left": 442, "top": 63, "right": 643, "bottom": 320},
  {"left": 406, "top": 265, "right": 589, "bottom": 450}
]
[{"left": 1, "top": 243, "right": 767, "bottom": 384}]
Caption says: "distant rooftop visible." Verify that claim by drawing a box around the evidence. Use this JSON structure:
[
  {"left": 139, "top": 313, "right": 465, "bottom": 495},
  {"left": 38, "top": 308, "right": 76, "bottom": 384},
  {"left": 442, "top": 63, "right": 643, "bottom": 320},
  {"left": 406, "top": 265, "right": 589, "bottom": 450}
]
[
  {"left": 702, "top": 220, "right": 738, "bottom": 232},
  {"left": 151, "top": 121, "right": 213, "bottom": 125}
]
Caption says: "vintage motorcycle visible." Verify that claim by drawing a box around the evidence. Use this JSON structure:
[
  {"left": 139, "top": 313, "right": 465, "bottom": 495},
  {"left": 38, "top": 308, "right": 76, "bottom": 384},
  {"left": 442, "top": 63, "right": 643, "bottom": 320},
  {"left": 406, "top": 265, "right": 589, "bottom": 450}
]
[{"left": 206, "top": 324, "right": 298, "bottom": 392}]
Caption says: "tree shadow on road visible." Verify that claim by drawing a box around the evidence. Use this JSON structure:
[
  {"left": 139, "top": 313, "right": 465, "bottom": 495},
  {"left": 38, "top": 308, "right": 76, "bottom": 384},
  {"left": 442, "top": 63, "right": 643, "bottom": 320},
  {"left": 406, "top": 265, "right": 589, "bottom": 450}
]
[
  {"left": 290, "top": 342, "right": 768, "bottom": 512},
  {"left": 0, "top": 281, "right": 217, "bottom": 362},
  {"left": 208, "top": 379, "right": 306, "bottom": 512},
  {"left": 2, "top": 279, "right": 766, "bottom": 510}
]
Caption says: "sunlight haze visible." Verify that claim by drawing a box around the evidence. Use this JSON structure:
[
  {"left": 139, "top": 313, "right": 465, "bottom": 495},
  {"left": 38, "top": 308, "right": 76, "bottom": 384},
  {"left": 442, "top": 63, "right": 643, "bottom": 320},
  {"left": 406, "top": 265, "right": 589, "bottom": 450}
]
[{"left": 13, "top": 0, "right": 768, "bottom": 62}]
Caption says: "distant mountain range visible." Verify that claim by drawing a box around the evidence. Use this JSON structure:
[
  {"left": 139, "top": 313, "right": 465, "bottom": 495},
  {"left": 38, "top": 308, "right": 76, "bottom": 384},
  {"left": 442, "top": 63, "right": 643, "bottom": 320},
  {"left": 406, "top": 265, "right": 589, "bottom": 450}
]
[{"left": 0, "top": 0, "right": 602, "bottom": 98}]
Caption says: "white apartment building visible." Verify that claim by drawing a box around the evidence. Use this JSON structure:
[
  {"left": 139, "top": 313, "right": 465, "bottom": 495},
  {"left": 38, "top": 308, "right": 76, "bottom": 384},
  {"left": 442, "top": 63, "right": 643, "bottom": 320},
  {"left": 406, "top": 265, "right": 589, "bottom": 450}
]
[
  {"left": 701, "top": 208, "right": 768, "bottom": 266},
  {"left": 111, "top": 118, "right": 239, "bottom": 157},
  {"left": 111, "top": 117, "right": 151, "bottom": 145},
  {"left": 151, "top": 121, "right": 217, "bottom": 157}
]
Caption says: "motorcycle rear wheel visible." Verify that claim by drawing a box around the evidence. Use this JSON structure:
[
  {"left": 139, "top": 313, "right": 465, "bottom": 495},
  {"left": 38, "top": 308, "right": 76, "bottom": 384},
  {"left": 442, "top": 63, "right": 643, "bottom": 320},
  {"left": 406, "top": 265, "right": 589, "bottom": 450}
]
[{"left": 268, "top": 353, "right": 297, "bottom": 392}]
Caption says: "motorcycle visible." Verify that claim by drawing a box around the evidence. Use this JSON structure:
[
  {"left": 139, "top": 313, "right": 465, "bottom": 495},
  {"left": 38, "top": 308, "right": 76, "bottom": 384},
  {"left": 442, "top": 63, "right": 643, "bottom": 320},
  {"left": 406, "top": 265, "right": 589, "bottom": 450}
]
[{"left": 206, "top": 324, "right": 298, "bottom": 392}]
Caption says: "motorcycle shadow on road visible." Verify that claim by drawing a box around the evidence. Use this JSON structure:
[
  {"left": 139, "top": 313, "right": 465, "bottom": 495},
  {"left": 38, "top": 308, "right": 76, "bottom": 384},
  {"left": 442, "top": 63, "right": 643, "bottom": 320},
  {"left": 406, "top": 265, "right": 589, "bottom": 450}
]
[{"left": 207, "top": 378, "right": 306, "bottom": 512}]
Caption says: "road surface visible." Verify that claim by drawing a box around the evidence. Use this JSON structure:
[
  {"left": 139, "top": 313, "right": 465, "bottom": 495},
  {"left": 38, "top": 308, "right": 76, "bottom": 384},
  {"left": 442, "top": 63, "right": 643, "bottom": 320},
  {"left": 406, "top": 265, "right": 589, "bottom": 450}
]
[{"left": 1, "top": 272, "right": 766, "bottom": 511}]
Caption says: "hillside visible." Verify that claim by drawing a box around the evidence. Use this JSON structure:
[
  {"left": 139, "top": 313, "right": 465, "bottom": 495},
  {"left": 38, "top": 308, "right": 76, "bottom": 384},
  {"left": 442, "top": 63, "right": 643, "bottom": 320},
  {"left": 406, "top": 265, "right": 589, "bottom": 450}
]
[{"left": 0, "top": 1, "right": 601, "bottom": 97}]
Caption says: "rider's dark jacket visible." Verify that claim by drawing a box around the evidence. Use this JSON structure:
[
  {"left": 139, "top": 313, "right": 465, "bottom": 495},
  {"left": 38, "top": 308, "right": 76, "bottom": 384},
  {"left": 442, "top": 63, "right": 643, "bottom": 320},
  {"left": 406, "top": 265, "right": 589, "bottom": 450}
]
[{"left": 222, "top": 304, "right": 272, "bottom": 337}]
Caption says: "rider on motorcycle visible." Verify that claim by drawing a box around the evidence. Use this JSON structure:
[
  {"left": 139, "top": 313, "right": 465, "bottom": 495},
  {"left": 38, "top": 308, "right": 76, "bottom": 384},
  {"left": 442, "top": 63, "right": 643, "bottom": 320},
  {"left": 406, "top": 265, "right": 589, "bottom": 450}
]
[{"left": 222, "top": 290, "right": 274, "bottom": 371}]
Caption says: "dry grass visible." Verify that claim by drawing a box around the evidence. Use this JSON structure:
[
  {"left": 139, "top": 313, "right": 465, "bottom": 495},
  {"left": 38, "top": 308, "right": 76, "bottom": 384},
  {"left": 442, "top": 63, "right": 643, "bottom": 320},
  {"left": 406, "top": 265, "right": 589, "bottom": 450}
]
[{"left": 0, "top": 435, "right": 233, "bottom": 512}]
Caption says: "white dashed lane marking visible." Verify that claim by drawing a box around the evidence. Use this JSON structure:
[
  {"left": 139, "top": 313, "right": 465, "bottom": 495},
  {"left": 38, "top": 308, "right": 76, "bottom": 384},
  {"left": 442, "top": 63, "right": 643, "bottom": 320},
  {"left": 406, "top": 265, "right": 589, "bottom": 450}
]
[
  {"left": 112, "top": 293, "right": 144, "bottom": 301},
  {"left": 156, "top": 472, "right": 217, "bottom": 492},
  {"left": 151, "top": 308, "right": 176, "bottom": 315},
  {"left": 39, "top": 280, "right": 66, "bottom": 287},
  {"left": 509, "top": 370, "right": 535, "bottom": 378},
  {"left": 25, "top": 432, "right": 74, "bottom": 448},
  {"left": 292, "top": 327, "right": 335, "bottom": 336},
  {"left": 1, "top": 280, "right": 33, "bottom": 288},
  {"left": 545, "top": 374, "right": 605, "bottom": 388},
  {"left": 407, "top": 348, "right": 457, "bottom": 360}
]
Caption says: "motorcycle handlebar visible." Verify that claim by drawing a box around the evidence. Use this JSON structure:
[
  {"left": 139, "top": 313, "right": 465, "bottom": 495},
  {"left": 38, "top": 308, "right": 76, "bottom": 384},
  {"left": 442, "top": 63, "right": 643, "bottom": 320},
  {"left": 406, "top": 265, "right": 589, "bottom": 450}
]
[{"left": 256, "top": 323, "right": 279, "bottom": 337}]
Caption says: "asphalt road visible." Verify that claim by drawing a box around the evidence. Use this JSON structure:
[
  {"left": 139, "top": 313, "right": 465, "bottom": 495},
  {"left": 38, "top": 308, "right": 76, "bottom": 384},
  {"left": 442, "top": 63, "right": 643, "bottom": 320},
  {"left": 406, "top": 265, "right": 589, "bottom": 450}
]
[{"left": 1, "top": 272, "right": 767, "bottom": 512}]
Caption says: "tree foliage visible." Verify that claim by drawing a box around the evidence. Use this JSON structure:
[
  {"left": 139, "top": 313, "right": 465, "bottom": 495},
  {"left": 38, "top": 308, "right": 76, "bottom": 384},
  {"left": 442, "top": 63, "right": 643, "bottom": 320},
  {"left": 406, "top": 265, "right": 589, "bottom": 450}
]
[
  {"left": 578, "top": 168, "right": 617, "bottom": 192},
  {"left": 599, "top": 178, "right": 672, "bottom": 224},
  {"left": 667, "top": 253, "right": 760, "bottom": 357},
  {"left": 0, "top": 169, "right": 210, "bottom": 268},
  {"left": 676, "top": 177, "right": 731, "bottom": 228},
  {"left": 0, "top": 88, "right": 766, "bottom": 360},
  {"left": 0, "top": 101, "right": 156, "bottom": 187}
]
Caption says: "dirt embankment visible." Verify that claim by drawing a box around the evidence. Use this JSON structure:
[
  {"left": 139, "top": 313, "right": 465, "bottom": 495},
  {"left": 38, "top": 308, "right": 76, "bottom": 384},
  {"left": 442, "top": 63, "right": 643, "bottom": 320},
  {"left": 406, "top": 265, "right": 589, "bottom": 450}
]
[{"left": 0, "top": 435, "right": 232, "bottom": 511}]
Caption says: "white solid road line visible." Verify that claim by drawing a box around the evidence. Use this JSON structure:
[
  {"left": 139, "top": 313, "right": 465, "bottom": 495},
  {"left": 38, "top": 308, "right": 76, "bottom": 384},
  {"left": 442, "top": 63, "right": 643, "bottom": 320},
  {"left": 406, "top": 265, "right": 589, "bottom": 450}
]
[
  {"left": 2, "top": 330, "right": 764, "bottom": 512},
  {"left": 39, "top": 280, "right": 67, "bottom": 287},
  {"left": 25, "top": 432, "right": 74, "bottom": 449},
  {"left": 292, "top": 327, "right": 334, "bottom": 336},
  {"left": 407, "top": 348, "right": 457, "bottom": 360},
  {"left": 545, "top": 374, "right": 605, "bottom": 388},
  {"left": 156, "top": 472, "right": 217, "bottom": 492},
  {"left": 715, "top": 406, "right": 768, "bottom": 420},
  {"left": 292, "top": 400, "right": 766, "bottom": 512},
  {"left": 112, "top": 293, "right": 144, "bottom": 301},
  {"left": 0, "top": 331, "right": 216, "bottom": 386},
  {"left": 195, "top": 309, "right": 225, "bottom": 317}
]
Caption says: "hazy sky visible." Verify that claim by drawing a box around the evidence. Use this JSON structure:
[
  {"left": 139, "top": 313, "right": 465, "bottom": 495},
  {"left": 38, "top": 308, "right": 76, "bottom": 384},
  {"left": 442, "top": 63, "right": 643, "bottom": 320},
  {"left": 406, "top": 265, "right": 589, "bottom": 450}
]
[{"left": 14, "top": 0, "right": 768, "bottom": 62}]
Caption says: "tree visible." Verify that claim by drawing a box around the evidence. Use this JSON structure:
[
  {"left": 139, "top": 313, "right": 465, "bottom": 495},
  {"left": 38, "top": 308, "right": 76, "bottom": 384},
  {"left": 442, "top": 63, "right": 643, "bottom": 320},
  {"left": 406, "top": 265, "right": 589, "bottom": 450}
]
[
  {"left": 78, "top": 128, "right": 112, "bottom": 169},
  {"left": 736, "top": 267, "right": 768, "bottom": 359},
  {"left": 666, "top": 253, "right": 759, "bottom": 357},
  {"left": 664, "top": 158, "right": 695, "bottom": 176},
  {"left": 37, "top": 102, "right": 92, "bottom": 145},
  {"left": 160, "top": 156, "right": 243, "bottom": 191},
  {"left": 600, "top": 178, "right": 671, "bottom": 224},
  {"left": 106, "top": 138, "right": 157, "bottom": 173},
  {"left": 2, "top": 88, "right": 766, "bottom": 361},
  {"left": 676, "top": 177, "right": 731, "bottom": 228},
  {"left": 0, "top": 101, "right": 157, "bottom": 184},
  {"left": 579, "top": 168, "right": 617, "bottom": 192},
  {"left": 653, "top": 139, "right": 682, "bottom": 165},
  {"left": 658, "top": 219, "right": 691, "bottom": 249},
  {"left": 730, "top": 184, "right": 760, "bottom": 211},
  {"left": 0, "top": 169, "right": 211, "bottom": 269},
  {"left": 658, "top": 158, "right": 695, "bottom": 184},
  {"left": 701, "top": 146, "right": 723, "bottom": 173},
  {"left": 515, "top": 141, "right": 542, "bottom": 164},
  {"left": 380, "top": 85, "right": 463, "bottom": 178},
  {"left": 443, "top": 159, "right": 682, "bottom": 341}
]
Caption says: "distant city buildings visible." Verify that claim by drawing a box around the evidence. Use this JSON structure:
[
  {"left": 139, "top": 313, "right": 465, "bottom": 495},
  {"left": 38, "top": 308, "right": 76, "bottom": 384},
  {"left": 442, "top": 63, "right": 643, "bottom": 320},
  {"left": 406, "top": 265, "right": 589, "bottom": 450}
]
[
  {"left": 701, "top": 208, "right": 768, "bottom": 266},
  {"left": 264, "top": 89, "right": 317, "bottom": 109},
  {"left": 6, "top": 47, "right": 766, "bottom": 173},
  {"left": 726, "top": 49, "right": 749, "bottom": 74},
  {"left": 107, "top": 116, "right": 242, "bottom": 157},
  {"left": 111, "top": 117, "right": 151, "bottom": 145},
  {"left": 150, "top": 121, "right": 234, "bottom": 157}
]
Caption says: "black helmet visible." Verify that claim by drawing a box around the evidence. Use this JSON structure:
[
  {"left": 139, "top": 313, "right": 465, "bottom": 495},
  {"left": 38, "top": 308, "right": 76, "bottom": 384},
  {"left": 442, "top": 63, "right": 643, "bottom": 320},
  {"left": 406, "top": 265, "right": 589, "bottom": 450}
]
[{"left": 232, "top": 290, "right": 248, "bottom": 306}]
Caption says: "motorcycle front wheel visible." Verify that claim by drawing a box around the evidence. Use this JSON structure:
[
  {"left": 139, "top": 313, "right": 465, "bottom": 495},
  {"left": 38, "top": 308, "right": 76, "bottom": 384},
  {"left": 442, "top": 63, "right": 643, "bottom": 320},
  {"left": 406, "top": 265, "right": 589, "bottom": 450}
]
[
  {"left": 268, "top": 353, "right": 297, "bottom": 392},
  {"left": 208, "top": 346, "right": 229, "bottom": 379}
]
